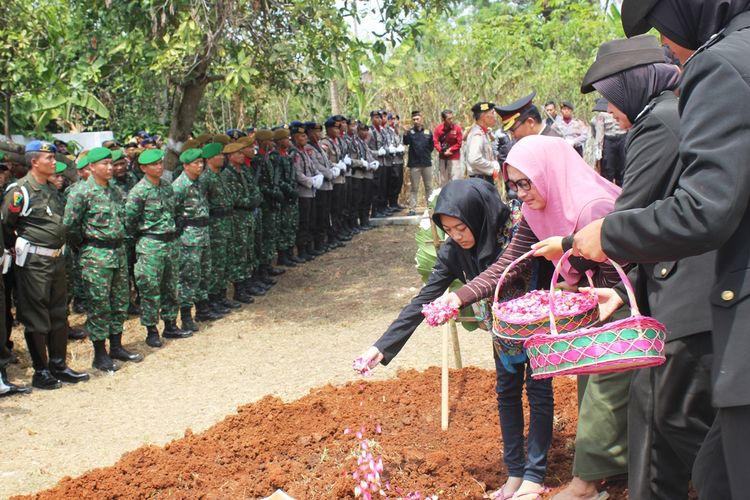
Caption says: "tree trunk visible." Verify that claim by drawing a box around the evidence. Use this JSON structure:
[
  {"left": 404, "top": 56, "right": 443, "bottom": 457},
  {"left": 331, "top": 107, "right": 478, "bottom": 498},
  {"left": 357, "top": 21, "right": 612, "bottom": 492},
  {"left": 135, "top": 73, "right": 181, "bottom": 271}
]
[
  {"left": 329, "top": 78, "right": 341, "bottom": 115},
  {"left": 165, "top": 76, "right": 209, "bottom": 171}
]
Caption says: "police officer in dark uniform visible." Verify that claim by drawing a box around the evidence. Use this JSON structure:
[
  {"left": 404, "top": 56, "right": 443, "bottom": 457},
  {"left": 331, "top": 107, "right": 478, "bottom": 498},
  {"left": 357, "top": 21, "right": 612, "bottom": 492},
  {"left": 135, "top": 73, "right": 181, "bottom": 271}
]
[
  {"left": 494, "top": 91, "right": 563, "bottom": 143},
  {"left": 2, "top": 141, "right": 90, "bottom": 389}
]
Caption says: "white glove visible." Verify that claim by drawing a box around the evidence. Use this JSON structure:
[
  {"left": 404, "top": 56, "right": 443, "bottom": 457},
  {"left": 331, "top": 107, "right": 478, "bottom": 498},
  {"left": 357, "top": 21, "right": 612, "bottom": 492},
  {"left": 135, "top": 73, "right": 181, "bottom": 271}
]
[
  {"left": 388, "top": 145, "right": 397, "bottom": 154},
  {"left": 343, "top": 155, "right": 352, "bottom": 166},
  {"left": 337, "top": 160, "right": 346, "bottom": 171},
  {"left": 377, "top": 147, "right": 386, "bottom": 156},
  {"left": 331, "top": 166, "right": 340, "bottom": 177},
  {"left": 312, "top": 174, "right": 324, "bottom": 189},
  {"left": 370, "top": 160, "right": 380, "bottom": 171},
  {"left": 396, "top": 144, "right": 405, "bottom": 153}
]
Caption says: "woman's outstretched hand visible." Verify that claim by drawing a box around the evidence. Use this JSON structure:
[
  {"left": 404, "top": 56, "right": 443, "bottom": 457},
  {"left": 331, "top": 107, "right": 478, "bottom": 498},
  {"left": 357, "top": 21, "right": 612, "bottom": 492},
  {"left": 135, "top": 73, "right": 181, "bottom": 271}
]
[
  {"left": 353, "top": 346, "right": 384, "bottom": 375},
  {"left": 532, "top": 236, "right": 564, "bottom": 261},
  {"left": 580, "top": 287, "right": 624, "bottom": 322}
]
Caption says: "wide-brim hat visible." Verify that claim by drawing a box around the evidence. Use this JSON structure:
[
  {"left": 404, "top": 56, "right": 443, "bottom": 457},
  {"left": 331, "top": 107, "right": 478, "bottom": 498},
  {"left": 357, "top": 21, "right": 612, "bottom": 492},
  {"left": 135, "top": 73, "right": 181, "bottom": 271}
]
[
  {"left": 581, "top": 34, "right": 666, "bottom": 93},
  {"left": 621, "top": 0, "right": 660, "bottom": 38}
]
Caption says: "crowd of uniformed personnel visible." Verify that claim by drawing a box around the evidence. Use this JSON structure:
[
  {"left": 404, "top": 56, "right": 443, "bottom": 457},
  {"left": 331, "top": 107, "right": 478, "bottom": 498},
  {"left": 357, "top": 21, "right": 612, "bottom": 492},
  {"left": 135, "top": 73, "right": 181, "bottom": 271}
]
[{"left": 0, "top": 110, "right": 412, "bottom": 395}]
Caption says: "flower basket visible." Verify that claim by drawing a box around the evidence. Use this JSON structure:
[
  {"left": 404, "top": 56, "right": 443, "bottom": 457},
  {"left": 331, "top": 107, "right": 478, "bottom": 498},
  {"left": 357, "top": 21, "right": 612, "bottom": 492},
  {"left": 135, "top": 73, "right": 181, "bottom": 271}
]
[
  {"left": 525, "top": 250, "right": 667, "bottom": 379},
  {"left": 492, "top": 250, "right": 599, "bottom": 342}
]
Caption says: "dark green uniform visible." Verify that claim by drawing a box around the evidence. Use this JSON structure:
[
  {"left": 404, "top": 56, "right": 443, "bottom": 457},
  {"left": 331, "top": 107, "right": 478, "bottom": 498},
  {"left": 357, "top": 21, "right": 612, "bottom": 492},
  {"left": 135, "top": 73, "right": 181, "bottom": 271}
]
[
  {"left": 63, "top": 180, "right": 87, "bottom": 308},
  {"left": 2, "top": 175, "right": 74, "bottom": 375},
  {"left": 172, "top": 172, "right": 211, "bottom": 309},
  {"left": 254, "top": 150, "right": 282, "bottom": 264},
  {"left": 270, "top": 149, "right": 299, "bottom": 252},
  {"left": 200, "top": 168, "right": 232, "bottom": 297},
  {"left": 222, "top": 164, "right": 260, "bottom": 282},
  {"left": 125, "top": 177, "right": 179, "bottom": 327},
  {"left": 63, "top": 177, "right": 128, "bottom": 341}
]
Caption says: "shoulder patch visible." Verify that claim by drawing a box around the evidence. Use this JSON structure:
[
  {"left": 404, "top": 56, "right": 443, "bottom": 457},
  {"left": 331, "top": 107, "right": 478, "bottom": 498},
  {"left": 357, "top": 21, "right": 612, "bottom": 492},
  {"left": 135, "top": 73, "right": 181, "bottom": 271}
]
[{"left": 11, "top": 191, "right": 23, "bottom": 208}]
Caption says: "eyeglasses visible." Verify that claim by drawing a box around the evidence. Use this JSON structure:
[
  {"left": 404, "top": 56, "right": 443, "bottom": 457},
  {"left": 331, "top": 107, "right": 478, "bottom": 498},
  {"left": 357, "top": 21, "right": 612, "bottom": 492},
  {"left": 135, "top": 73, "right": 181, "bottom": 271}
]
[
  {"left": 506, "top": 178, "right": 532, "bottom": 192},
  {"left": 509, "top": 119, "right": 525, "bottom": 134}
]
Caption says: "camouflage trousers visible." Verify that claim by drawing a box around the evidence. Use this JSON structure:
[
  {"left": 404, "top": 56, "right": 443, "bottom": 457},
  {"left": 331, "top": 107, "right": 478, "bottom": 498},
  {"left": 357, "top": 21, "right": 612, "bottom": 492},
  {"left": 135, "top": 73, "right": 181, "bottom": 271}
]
[
  {"left": 249, "top": 209, "right": 261, "bottom": 275},
  {"left": 209, "top": 217, "right": 231, "bottom": 295},
  {"left": 260, "top": 207, "right": 279, "bottom": 263},
  {"left": 178, "top": 243, "right": 211, "bottom": 308},
  {"left": 229, "top": 210, "right": 253, "bottom": 283},
  {"left": 81, "top": 246, "right": 128, "bottom": 341},
  {"left": 278, "top": 200, "right": 299, "bottom": 250},
  {"left": 134, "top": 237, "right": 179, "bottom": 326}
]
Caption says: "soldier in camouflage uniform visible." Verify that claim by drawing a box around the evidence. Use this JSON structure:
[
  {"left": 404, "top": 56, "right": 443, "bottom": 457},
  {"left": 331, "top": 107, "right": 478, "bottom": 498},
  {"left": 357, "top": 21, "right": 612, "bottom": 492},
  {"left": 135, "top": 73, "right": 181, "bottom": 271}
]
[
  {"left": 64, "top": 156, "right": 92, "bottom": 317},
  {"left": 199, "top": 142, "right": 239, "bottom": 314},
  {"left": 64, "top": 147, "right": 143, "bottom": 372},
  {"left": 222, "top": 142, "right": 256, "bottom": 303},
  {"left": 270, "top": 125, "right": 303, "bottom": 266},
  {"left": 111, "top": 148, "right": 141, "bottom": 316},
  {"left": 254, "top": 129, "right": 285, "bottom": 281},
  {"left": 240, "top": 139, "right": 270, "bottom": 295},
  {"left": 172, "top": 148, "right": 220, "bottom": 331},
  {"left": 125, "top": 149, "right": 191, "bottom": 347}
]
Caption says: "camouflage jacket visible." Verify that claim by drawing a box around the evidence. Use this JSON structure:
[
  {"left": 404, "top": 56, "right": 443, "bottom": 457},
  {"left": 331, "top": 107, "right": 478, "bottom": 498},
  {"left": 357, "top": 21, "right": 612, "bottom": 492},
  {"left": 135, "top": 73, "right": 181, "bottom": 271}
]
[
  {"left": 200, "top": 167, "right": 233, "bottom": 212},
  {"left": 254, "top": 150, "right": 283, "bottom": 209},
  {"left": 172, "top": 172, "right": 209, "bottom": 247},
  {"left": 269, "top": 149, "right": 297, "bottom": 201},
  {"left": 124, "top": 177, "right": 176, "bottom": 237}
]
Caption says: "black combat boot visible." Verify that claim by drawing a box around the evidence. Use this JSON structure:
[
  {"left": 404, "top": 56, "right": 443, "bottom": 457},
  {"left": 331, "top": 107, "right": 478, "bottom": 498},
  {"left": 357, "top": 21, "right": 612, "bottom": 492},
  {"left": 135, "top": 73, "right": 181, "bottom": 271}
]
[
  {"left": 258, "top": 267, "right": 277, "bottom": 287},
  {"left": 247, "top": 275, "right": 269, "bottom": 294},
  {"left": 232, "top": 282, "right": 254, "bottom": 304},
  {"left": 266, "top": 262, "right": 286, "bottom": 276},
  {"left": 162, "top": 320, "right": 192, "bottom": 339},
  {"left": 277, "top": 250, "right": 296, "bottom": 268},
  {"left": 308, "top": 242, "right": 324, "bottom": 257},
  {"left": 180, "top": 307, "right": 199, "bottom": 332},
  {"left": 288, "top": 248, "right": 305, "bottom": 264},
  {"left": 48, "top": 329, "right": 90, "bottom": 384},
  {"left": 220, "top": 289, "right": 243, "bottom": 309},
  {"left": 296, "top": 246, "right": 312, "bottom": 262},
  {"left": 25, "top": 331, "right": 61, "bottom": 390},
  {"left": 145, "top": 325, "right": 162, "bottom": 348},
  {"left": 109, "top": 333, "right": 143, "bottom": 362},
  {"left": 72, "top": 297, "right": 86, "bottom": 314},
  {"left": 91, "top": 340, "right": 119, "bottom": 372},
  {"left": 0, "top": 367, "right": 31, "bottom": 396},
  {"left": 195, "top": 300, "right": 222, "bottom": 322}
]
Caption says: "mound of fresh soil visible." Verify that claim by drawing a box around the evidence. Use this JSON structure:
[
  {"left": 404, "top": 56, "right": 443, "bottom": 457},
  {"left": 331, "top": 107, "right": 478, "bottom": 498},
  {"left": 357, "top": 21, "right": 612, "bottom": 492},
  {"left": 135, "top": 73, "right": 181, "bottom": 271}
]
[{"left": 19, "top": 367, "right": 626, "bottom": 499}]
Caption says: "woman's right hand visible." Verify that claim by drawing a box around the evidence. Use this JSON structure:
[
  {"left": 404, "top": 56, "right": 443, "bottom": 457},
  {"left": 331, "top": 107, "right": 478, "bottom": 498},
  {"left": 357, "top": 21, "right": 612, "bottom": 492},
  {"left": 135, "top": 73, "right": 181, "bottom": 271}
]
[
  {"left": 443, "top": 292, "right": 463, "bottom": 310},
  {"left": 355, "top": 346, "right": 384, "bottom": 372}
]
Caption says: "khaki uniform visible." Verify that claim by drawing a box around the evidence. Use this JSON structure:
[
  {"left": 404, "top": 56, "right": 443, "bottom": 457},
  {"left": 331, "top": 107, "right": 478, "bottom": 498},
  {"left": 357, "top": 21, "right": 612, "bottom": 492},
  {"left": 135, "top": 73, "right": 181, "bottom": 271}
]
[{"left": 464, "top": 123, "right": 499, "bottom": 178}]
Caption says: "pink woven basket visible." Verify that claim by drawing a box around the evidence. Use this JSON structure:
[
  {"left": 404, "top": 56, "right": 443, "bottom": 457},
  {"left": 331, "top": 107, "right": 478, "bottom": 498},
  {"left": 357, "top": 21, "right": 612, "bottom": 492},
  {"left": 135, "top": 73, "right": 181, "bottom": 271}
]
[
  {"left": 524, "top": 250, "right": 667, "bottom": 379},
  {"left": 492, "top": 249, "right": 599, "bottom": 341}
]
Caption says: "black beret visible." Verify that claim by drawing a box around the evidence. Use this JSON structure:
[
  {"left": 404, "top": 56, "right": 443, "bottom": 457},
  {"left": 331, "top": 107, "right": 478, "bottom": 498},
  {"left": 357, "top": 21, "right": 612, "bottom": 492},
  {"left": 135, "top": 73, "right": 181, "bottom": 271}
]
[{"left": 471, "top": 101, "right": 496, "bottom": 114}]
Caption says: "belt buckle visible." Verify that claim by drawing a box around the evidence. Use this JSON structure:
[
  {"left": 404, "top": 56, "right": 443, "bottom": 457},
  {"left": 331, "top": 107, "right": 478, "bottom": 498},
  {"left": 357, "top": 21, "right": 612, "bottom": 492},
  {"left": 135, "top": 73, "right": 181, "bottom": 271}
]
[{"left": 52, "top": 248, "right": 62, "bottom": 257}]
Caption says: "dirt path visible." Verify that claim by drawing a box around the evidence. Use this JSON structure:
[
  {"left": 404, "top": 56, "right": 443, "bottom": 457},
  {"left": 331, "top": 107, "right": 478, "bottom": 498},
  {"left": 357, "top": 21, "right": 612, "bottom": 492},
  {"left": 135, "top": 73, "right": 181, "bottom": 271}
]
[{"left": 0, "top": 225, "right": 496, "bottom": 498}]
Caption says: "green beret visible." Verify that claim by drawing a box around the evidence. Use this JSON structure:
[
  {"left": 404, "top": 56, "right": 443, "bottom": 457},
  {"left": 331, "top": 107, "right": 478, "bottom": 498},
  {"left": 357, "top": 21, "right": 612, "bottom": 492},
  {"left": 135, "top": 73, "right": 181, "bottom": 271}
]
[
  {"left": 77, "top": 154, "right": 90, "bottom": 170},
  {"left": 255, "top": 129, "right": 274, "bottom": 142},
  {"left": 201, "top": 142, "right": 223, "bottom": 159},
  {"left": 0, "top": 152, "right": 4, "bottom": 161},
  {"left": 87, "top": 147, "right": 113, "bottom": 165},
  {"left": 111, "top": 149, "right": 125, "bottom": 162},
  {"left": 179, "top": 148, "right": 203, "bottom": 164},
  {"left": 55, "top": 161, "right": 67, "bottom": 174},
  {"left": 139, "top": 148, "right": 165, "bottom": 165}
]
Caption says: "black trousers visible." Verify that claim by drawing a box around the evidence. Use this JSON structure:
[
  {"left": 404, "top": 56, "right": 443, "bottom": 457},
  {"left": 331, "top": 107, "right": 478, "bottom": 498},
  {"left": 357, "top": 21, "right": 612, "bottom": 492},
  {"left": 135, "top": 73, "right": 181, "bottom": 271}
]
[
  {"left": 388, "top": 163, "right": 403, "bottom": 207},
  {"left": 314, "top": 189, "right": 332, "bottom": 245},
  {"left": 372, "top": 165, "right": 388, "bottom": 214},
  {"left": 628, "top": 332, "right": 715, "bottom": 499},
  {"left": 361, "top": 178, "right": 373, "bottom": 225},
  {"left": 3, "top": 266, "right": 14, "bottom": 350},
  {"left": 296, "top": 196, "right": 315, "bottom": 250},
  {"left": 342, "top": 178, "right": 352, "bottom": 229},
  {"left": 0, "top": 268, "right": 11, "bottom": 369},
  {"left": 349, "top": 177, "right": 363, "bottom": 226},
  {"left": 331, "top": 183, "right": 345, "bottom": 235},
  {"left": 601, "top": 134, "right": 627, "bottom": 186},
  {"left": 693, "top": 404, "right": 750, "bottom": 499}
]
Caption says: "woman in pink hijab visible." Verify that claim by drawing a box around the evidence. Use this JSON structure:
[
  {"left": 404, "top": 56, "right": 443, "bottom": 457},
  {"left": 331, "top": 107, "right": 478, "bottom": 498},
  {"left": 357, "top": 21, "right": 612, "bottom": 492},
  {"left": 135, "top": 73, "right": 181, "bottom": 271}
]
[{"left": 440, "top": 135, "right": 628, "bottom": 500}]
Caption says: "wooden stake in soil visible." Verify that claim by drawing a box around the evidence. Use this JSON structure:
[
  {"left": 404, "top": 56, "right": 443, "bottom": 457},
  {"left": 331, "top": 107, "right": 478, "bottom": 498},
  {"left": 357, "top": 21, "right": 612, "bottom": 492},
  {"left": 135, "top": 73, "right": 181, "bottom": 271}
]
[
  {"left": 449, "top": 319, "right": 462, "bottom": 369},
  {"left": 441, "top": 318, "right": 449, "bottom": 431}
]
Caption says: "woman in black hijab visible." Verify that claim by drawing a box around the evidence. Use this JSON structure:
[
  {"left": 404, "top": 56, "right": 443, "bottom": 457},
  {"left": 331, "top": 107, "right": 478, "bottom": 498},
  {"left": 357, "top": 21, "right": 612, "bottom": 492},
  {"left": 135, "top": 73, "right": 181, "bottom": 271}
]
[{"left": 356, "top": 178, "right": 554, "bottom": 499}]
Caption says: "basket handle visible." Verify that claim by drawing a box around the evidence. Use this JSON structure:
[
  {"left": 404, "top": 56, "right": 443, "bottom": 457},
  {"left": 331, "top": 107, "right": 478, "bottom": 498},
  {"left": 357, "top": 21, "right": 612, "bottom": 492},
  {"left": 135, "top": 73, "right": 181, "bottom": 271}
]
[
  {"left": 548, "top": 250, "right": 638, "bottom": 335},
  {"left": 493, "top": 249, "right": 536, "bottom": 304}
]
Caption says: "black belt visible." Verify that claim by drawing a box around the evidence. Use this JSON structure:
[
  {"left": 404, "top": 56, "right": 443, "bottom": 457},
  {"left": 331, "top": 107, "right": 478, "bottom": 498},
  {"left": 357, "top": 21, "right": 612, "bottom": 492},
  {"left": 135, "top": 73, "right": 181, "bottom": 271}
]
[
  {"left": 83, "top": 238, "right": 124, "bottom": 249},
  {"left": 183, "top": 218, "right": 210, "bottom": 228},
  {"left": 141, "top": 232, "right": 177, "bottom": 242},
  {"left": 469, "top": 174, "right": 495, "bottom": 183},
  {"left": 209, "top": 208, "right": 232, "bottom": 218}
]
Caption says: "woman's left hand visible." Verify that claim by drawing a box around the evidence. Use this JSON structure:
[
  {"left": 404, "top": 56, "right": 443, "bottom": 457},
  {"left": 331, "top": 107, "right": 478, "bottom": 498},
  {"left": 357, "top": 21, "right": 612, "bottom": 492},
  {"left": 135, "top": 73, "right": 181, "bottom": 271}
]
[{"left": 532, "top": 236, "right": 564, "bottom": 261}]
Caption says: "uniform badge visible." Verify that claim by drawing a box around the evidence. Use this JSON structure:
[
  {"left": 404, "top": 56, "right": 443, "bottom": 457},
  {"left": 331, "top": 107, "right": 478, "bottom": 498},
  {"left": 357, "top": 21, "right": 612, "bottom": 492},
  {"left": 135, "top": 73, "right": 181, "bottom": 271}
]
[{"left": 9, "top": 192, "right": 23, "bottom": 213}]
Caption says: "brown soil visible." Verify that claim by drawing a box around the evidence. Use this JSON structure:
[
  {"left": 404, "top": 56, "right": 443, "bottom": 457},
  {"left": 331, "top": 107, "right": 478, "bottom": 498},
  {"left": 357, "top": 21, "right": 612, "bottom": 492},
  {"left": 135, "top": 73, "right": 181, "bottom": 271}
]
[{"left": 16, "top": 368, "right": 626, "bottom": 500}]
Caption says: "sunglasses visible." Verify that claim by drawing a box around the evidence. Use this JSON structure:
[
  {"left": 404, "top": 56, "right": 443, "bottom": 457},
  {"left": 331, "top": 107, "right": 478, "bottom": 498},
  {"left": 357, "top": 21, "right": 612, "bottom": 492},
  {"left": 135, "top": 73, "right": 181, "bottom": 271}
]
[{"left": 505, "top": 178, "right": 533, "bottom": 192}]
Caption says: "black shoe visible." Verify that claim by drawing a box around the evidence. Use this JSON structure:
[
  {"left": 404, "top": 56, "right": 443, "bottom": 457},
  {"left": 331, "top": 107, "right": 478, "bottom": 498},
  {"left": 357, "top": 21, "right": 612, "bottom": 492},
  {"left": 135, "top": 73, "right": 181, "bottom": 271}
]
[
  {"left": 68, "top": 327, "right": 87, "bottom": 341},
  {"left": 277, "top": 250, "right": 296, "bottom": 268},
  {"left": 195, "top": 301, "right": 222, "bottom": 322},
  {"left": 180, "top": 307, "right": 199, "bottom": 332},
  {"left": 350, "top": 227, "right": 361, "bottom": 235},
  {"left": 109, "top": 334, "right": 144, "bottom": 362},
  {"left": 360, "top": 223, "right": 374, "bottom": 231},
  {"left": 127, "top": 303, "right": 141, "bottom": 316},
  {"left": 371, "top": 212, "right": 384, "bottom": 219},
  {"left": 260, "top": 274, "right": 277, "bottom": 286},
  {"left": 31, "top": 370, "right": 62, "bottom": 390},
  {"left": 267, "top": 265, "right": 285, "bottom": 276},
  {"left": 92, "top": 340, "right": 119, "bottom": 372},
  {"left": 232, "top": 283, "right": 254, "bottom": 304},
  {"left": 162, "top": 320, "right": 192, "bottom": 339},
  {"left": 209, "top": 295, "right": 230, "bottom": 314},
  {"left": 72, "top": 299, "right": 86, "bottom": 314},
  {"left": 50, "top": 366, "right": 90, "bottom": 384},
  {"left": 0, "top": 368, "right": 31, "bottom": 396},
  {"left": 329, "top": 239, "right": 345, "bottom": 249},
  {"left": 145, "top": 326, "right": 162, "bottom": 348},
  {"left": 338, "top": 233, "right": 352, "bottom": 241},
  {"left": 220, "top": 296, "right": 242, "bottom": 309}
]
